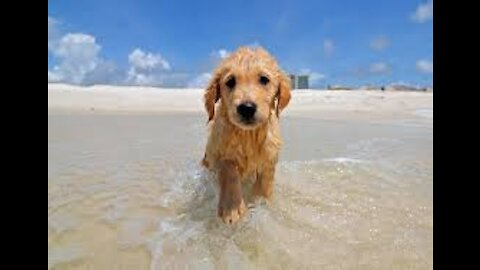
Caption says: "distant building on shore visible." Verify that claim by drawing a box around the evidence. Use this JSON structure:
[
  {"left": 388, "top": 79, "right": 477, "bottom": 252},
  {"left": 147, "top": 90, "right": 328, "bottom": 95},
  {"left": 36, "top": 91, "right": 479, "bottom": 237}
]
[
  {"left": 327, "top": 85, "right": 354, "bottom": 90},
  {"left": 386, "top": 84, "right": 430, "bottom": 92},
  {"left": 357, "top": 84, "right": 432, "bottom": 92},
  {"left": 359, "top": 85, "right": 380, "bottom": 91},
  {"left": 289, "top": 74, "right": 309, "bottom": 89}
]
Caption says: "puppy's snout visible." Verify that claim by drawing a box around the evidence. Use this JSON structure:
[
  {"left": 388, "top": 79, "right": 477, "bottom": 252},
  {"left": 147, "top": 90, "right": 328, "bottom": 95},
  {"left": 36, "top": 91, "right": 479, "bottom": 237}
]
[{"left": 237, "top": 102, "right": 257, "bottom": 120}]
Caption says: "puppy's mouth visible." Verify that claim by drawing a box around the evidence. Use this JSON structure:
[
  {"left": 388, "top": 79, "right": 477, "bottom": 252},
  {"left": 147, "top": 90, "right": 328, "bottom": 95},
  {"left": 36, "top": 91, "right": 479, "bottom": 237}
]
[
  {"left": 240, "top": 117, "right": 256, "bottom": 125},
  {"left": 232, "top": 115, "right": 260, "bottom": 130}
]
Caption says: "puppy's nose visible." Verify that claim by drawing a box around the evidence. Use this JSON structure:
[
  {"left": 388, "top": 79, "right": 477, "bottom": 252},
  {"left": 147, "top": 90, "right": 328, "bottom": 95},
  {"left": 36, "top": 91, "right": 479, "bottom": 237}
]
[{"left": 237, "top": 102, "right": 257, "bottom": 120}]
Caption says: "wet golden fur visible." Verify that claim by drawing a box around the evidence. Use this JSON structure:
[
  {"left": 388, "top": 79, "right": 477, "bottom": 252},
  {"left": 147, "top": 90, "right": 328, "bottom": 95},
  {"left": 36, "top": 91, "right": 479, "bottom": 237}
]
[{"left": 201, "top": 46, "right": 291, "bottom": 224}]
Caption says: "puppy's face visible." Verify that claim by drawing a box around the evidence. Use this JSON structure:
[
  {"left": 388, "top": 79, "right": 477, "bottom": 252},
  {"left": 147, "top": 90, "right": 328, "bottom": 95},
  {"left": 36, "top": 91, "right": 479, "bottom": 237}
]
[
  {"left": 204, "top": 47, "right": 291, "bottom": 130},
  {"left": 220, "top": 63, "right": 277, "bottom": 129}
]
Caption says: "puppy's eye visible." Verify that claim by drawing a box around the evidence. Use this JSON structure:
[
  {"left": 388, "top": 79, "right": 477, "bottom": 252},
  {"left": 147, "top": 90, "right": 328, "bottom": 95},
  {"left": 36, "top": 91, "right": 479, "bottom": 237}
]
[
  {"left": 225, "top": 77, "right": 236, "bottom": 89},
  {"left": 259, "top": 75, "right": 270, "bottom": 85}
]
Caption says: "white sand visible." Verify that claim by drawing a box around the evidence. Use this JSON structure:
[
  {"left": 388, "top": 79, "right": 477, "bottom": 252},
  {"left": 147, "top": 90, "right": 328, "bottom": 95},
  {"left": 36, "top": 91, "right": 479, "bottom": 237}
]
[
  {"left": 48, "top": 83, "right": 433, "bottom": 118},
  {"left": 48, "top": 83, "right": 204, "bottom": 113}
]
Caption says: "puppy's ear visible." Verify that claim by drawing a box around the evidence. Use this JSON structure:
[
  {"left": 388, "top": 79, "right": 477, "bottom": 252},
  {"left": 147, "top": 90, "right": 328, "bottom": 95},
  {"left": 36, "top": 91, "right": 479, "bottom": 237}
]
[
  {"left": 204, "top": 70, "right": 222, "bottom": 122},
  {"left": 276, "top": 72, "right": 291, "bottom": 117}
]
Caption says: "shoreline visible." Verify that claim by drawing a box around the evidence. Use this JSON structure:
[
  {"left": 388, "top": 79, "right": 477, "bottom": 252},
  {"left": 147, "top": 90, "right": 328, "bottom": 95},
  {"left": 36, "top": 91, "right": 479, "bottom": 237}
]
[{"left": 48, "top": 84, "right": 433, "bottom": 121}]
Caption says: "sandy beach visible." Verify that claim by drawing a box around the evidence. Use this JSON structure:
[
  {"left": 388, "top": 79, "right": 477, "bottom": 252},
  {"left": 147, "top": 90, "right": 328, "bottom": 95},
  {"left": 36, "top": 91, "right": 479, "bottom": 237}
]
[
  {"left": 48, "top": 83, "right": 432, "bottom": 118},
  {"left": 48, "top": 83, "right": 432, "bottom": 269}
]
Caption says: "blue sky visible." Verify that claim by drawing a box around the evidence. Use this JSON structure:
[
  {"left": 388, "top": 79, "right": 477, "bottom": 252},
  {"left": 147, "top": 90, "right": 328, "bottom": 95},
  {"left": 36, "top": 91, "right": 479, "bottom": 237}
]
[{"left": 48, "top": 0, "right": 433, "bottom": 88}]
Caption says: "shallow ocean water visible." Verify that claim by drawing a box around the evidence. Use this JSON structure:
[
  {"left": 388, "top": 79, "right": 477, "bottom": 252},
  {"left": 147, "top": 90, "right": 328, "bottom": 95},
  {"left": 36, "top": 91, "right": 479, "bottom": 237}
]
[{"left": 48, "top": 113, "right": 432, "bottom": 269}]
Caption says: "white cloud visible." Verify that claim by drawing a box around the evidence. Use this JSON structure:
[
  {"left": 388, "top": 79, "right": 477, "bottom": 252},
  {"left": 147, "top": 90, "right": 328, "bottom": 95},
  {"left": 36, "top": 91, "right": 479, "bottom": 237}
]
[
  {"left": 187, "top": 73, "right": 212, "bottom": 88},
  {"left": 83, "top": 61, "right": 121, "bottom": 85},
  {"left": 211, "top": 49, "right": 230, "bottom": 60},
  {"left": 411, "top": 0, "right": 433, "bottom": 23},
  {"left": 48, "top": 17, "right": 121, "bottom": 85},
  {"left": 49, "top": 17, "right": 180, "bottom": 86},
  {"left": 128, "top": 48, "right": 171, "bottom": 71},
  {"left": 126, "top": 72, "right": 160, "bottom": 85},
  {"left": 126, "top": 48, "right": 171, "bottom": 85},
  {"left": 370, "top": 36, "right": 389, "bottom": 51},
  {"left": 323, "top": 39, "right": 334, "bottom": 56},
  {"left": 299, "top": 69, "right": 326, "bottom": 86},
  {"left": 48, "top": 33, "right": 102, "bottom": 84},
  {"left": 48, "top": 70, "right": 62, "bottom": 83},
  {"left": 54, "top": 33, "right": 100, "bottom": 60},
  {"left": 416, "top": 59, "right": 433, "bottom": 74},
  {"left": 198, "top": 48, "right": 231, "bottom": 72},
  {"left": 49, "top": 18, "right": 259, "bottom": 87},
  {"left": 368, "top": 62, "right": 391, "bottom": 74},
  {"left": 218, "top": 49, "right": 230, "bottom": 59}
]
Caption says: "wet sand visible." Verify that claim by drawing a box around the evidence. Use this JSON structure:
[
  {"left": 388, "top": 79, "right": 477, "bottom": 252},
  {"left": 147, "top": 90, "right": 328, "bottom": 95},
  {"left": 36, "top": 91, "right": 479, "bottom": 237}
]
[{"left": 48, "top": 84, "right": 432, "bottom": 269}]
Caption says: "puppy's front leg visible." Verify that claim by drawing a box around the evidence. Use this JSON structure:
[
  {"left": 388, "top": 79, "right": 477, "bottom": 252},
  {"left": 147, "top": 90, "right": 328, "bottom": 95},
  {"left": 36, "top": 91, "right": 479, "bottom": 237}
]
[
  {"left": 252, "top": 162, "right": 276, "bottom": 200},
  {"left": 217, "top": 160, "right": 247, "bottom": 224}
]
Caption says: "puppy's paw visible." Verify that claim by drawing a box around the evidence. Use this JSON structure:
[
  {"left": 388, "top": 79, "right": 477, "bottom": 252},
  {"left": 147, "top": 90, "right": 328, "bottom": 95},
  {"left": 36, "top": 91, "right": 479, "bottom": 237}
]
[{"left": 218, "top": 197, "right": 247, "bottom": 224}]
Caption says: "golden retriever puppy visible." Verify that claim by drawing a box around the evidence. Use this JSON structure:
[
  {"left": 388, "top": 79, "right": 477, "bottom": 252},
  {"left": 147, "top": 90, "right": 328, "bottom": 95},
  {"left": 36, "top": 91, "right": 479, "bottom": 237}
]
[{"left": 201, "top": 46, "right": 291, "bottom": 224}]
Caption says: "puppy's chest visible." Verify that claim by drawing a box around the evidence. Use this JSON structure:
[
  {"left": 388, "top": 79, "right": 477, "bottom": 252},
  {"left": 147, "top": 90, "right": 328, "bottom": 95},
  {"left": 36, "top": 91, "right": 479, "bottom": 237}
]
[
  {"left": 225, "top": 138, "right": 263, "bottom": 160},
  {"left": 222, "top": 131, "right": 277, "bottom": 175}
]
